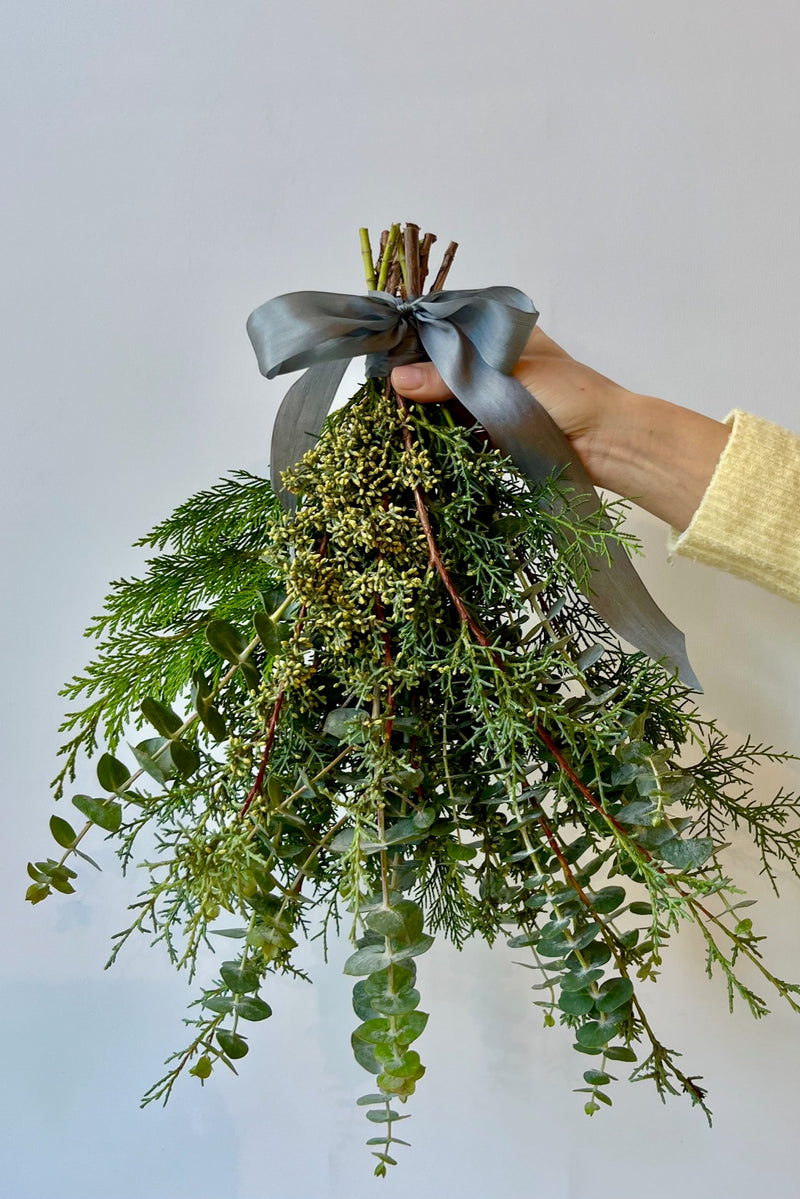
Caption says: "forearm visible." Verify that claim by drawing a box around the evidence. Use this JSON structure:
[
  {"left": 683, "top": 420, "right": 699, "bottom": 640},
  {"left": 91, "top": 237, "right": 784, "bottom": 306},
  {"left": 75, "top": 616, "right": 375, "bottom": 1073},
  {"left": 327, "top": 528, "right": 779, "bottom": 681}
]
[{"left": 576, "top": 390, "right": 730, "bottom": 532}]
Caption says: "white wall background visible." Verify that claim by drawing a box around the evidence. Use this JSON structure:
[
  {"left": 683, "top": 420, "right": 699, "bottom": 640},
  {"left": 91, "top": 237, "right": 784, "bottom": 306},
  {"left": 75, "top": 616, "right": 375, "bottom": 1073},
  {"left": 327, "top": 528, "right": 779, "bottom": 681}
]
[{"left": 3, "top": 3, "right": 800, "bottom": 1197}]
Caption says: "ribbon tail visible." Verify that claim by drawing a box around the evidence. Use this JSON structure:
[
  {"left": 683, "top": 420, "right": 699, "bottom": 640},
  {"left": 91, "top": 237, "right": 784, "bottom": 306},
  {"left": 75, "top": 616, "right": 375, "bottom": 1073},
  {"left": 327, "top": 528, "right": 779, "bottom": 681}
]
[
  {"left": 420, "top": 329, "right": 700, "bottom": 689},
  {"left": 270, "top": 359, "right": 349, "bottom": 510},
  {"left": 484, "top": 380, "right": 700, "bottom": 688}
]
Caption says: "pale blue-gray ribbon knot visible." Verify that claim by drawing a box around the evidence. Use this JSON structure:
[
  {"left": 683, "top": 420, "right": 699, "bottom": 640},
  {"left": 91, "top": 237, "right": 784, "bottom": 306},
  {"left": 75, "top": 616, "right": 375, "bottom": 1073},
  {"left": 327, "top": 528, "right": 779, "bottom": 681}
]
[{"left": 246, "top": 287, "right": 699, "bottom": 689}]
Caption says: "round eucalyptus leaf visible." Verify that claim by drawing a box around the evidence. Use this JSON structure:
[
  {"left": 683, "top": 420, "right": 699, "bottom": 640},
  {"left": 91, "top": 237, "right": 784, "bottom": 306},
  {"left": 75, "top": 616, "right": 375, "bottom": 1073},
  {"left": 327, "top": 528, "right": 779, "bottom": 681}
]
[
  {"left": 96, "top": 753, "right": 130, "bottom": 794},
  {"left": 217, "top": 1029, "right": 249, "bottom": 1059},
  {"left": 558, "top": 991, "right": 595, "bottom": 1016},
  {"left": 575, "top": 1021, "right": 613, "bottom": 1049}
]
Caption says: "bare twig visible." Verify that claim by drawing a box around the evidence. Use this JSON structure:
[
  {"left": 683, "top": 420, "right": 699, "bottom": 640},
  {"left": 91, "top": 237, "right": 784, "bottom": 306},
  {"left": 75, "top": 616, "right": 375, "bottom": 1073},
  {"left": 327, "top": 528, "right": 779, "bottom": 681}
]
[
  {"left": 430, "top": 240, "right": 459, "bottom": 292},
  {"left": 404, "top": 223, "right": 421, "bottom": 297},
  {"left": 419, "top": 232, "right": 437, "bottom": 290},
  {"left": 375, "top": 229, "right": 389, "bottom": 285}
]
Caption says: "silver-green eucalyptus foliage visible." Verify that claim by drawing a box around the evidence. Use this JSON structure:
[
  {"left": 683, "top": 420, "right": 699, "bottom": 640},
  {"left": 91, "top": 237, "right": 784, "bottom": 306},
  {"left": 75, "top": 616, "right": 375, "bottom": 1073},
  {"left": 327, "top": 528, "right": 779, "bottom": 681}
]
[{"left": 32, "top": 376, "right": 800, "bottom": 1176}]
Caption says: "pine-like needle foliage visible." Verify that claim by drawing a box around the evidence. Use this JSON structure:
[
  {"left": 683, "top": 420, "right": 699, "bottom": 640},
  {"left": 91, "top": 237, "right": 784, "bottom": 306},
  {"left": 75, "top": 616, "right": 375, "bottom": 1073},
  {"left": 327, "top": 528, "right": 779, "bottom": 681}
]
[
  {"left": 30, "top": 379, "right": 800, "bottom": 1178},
  {"left": 52, "top": 471, "right": 282, "bottom": 796}
]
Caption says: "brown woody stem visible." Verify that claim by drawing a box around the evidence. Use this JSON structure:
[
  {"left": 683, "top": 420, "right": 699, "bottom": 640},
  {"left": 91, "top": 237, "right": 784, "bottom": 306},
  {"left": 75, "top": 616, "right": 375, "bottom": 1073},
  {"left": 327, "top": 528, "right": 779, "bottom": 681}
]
[
  {"left": 419, "top": 232, "right": 437, "bottom": 291},
  {"left": 404, "top": 223, "right": 421, "bottom": 297},
  {"left": 431, "top": 240, "right": 459, "bottom": 291}
]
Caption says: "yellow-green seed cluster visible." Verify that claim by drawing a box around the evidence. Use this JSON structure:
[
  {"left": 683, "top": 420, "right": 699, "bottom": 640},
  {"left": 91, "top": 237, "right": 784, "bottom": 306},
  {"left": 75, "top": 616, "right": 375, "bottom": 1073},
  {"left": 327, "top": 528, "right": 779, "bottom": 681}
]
[{"left": 269, "top": 385, "right": 441, "bottom": 698}]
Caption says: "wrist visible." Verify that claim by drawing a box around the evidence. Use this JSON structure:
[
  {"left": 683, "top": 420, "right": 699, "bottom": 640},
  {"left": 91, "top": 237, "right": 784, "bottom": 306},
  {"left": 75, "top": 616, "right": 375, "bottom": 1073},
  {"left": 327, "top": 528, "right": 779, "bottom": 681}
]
[{"left": 577, "top": 389, "right": 730, "bottom": 532}]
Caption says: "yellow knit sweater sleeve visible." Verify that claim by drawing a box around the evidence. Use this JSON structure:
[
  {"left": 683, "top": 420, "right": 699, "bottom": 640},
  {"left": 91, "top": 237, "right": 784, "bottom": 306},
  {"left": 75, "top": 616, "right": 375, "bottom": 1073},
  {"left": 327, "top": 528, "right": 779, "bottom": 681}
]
[{"left": 669, "top": 409, "right": 800, "bottom": 602}]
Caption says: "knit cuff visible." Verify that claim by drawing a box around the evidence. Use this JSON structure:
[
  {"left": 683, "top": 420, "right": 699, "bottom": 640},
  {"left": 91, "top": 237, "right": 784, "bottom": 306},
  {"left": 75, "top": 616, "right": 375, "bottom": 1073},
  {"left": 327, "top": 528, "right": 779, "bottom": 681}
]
[{"left": 668, "top": 409, "right": 800, "bottom": 603}]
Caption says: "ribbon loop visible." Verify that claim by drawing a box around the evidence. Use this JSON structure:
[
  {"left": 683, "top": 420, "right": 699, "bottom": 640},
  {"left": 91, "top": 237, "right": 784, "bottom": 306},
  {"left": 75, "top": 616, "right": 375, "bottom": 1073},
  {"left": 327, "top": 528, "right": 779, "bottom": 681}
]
[{"left": 247, "top": 287, "right": 700, "bottom": 689}]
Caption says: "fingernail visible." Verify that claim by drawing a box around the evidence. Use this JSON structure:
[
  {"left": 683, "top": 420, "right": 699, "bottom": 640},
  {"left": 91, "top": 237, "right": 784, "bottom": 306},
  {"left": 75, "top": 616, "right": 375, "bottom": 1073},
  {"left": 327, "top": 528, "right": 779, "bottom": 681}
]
[{"left": 392, "top": 365, "right": 426, "bottom": 390}]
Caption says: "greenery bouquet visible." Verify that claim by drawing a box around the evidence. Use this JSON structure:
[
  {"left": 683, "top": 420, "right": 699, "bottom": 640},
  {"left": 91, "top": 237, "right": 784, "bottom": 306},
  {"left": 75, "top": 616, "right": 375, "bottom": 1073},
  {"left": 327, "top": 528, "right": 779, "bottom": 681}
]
[{"left": 30, "top": 224, "right": 800, "bottom": 1176}]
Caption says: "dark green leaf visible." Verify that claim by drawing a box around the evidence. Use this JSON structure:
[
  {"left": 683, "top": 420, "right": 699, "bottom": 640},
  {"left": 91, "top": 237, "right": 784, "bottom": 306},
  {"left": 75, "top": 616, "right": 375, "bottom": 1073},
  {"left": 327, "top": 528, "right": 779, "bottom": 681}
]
[
  {"left": 49, "top": 875, "right": 76, "bottom": 895},
  {"left": 383, "top": 810, "right": 436, "bottom": 846},
  {"left": 202, "top": 994, "right": 235, "bottom": 1015},
  {"left": 323, "top": 707, "right": 368, "bottom": 742},
  {"left": 26, "top": 882, "right": 51, "bottom": 904},
  {"left": 96, "top": 753, "right": 129, "bottom": 794},
  {"left": 50, "top": 815, "right": 77, "bottom": 849},
  {"left": 583, "top": 1070, "right": 613, "bottom": 1086},
  {"left": 384, "top": 767, "right": 425, "bottom": 793},
  {"left": 616, "top": 800, "right": 656, "bottom": 824},
  {"left": 130, "top": 738, "right": 174, "bottom": 784},
  {"left": 576, "top": 644, "right": 606, "bottom": 671},
  {"left": 267, "top": 775, "right": 284, "bottom": 805},
  {"left": 197, "top": 701, "right": 227, "bottom": 742},
  {"left": 394, "top": 1011, "right": 428, "bottom": 1044},
  {"left": 366, "top": 908, "right": 406, "bottom": 936},
  {"left": 353, "top": 982, "right": 382, "bottom": 1021},
  {"left": 192, "top": 673, "right": 227, "bottom": 740},
  {"left": 253, "top": 610, "right": 284, "bottom": 656},
  {"left": 72, "top": 794, "right": 122, "bottom": 832},
  {"left": 538, "top": 925, "right": 599, "bottom": 958},
  {"left": 604, "top": 1045, "right": 637, "bottom": 1063},
  {"left": 219, "top": 960, "right": 261, "bottom": 993},
  {"left": 388, "top": 900, "right": 424, "bottom": 944},
  {"left": 596, "top": 978, "right": 634, "bottom": 1013},
  {"left": 170, "top": 739, "right": 200, "bottom": 778},
  {"left": 235, "top": 995, "right": 272, "bottom": 1021},
  {"left": 560, "top": 967, "right": 604, "bottom": 993},
  {"left": 351, "top": 1030, "right": 382, "bottom": 1074},
  {"left": 586, "top": 886, "right": 626, "bottom": 914},
  {"left": 217, "top": 1029, "right": 249, "bottom": 1059},
  {"left": 357, "top": 1093, "right": 387, "bottom": 1106},
  {"left": 354, "top": 1018, "right": 393, "bottom": 1045},
  {"left": 35, "top": 859, "right": 77, "bottom": 881},
  {"left": 659, "top": 837, "right": 714, "bottom": 871},
  {"left": 372, "top": 1152, "right": 398, "bottom": 1167},
  {"left": 140, "top": 697, "right": 182, "bottom": 737},
  {"left": 575, "top": 1021, "right": 613, "bottom": 1049},
  {"left": 492, "top": 515, "right": 530, "bottom": 539},
  {"left": 366, "top": 1109, "right": 401, "bottom": 1123},
  {"left": 567, "top": 941, "right": 611, "bottom": 970},
  {"left": 506, "top": 933, "right": 540, "bottom": 949},
  {"left": 206, "top": 619, "right": 248, "bottom": 663},
  {"left": 367, "top": 978, "right": 422, "bottom": 1016},
  {"left": 344, "top": 946, "right": 390, "bottom": 976},
  {"left": 247, "top": 921, "right": 298, "bottom": 953},
  {"left": 558, "top": 991, "right": 595, "bottom": 1016},
  {"left": 388, "top": 934, "right": 434, "bottom": 962},
  {"left": 380, "top": 1049, "right": 423, "bottom": 1079}
]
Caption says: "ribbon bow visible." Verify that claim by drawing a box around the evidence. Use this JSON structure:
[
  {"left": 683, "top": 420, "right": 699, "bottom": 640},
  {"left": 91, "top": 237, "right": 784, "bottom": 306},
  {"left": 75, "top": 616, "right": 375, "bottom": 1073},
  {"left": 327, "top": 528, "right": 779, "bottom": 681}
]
[{"left": 246, "top": 287, "right": 699, "bottom": 689}]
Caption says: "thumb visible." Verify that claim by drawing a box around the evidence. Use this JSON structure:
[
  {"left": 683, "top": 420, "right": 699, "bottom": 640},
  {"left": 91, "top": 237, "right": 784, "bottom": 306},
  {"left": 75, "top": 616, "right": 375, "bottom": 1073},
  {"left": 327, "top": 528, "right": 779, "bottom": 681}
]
[{"left": 390, "top": 363, "right": 454, "bottom": 403}]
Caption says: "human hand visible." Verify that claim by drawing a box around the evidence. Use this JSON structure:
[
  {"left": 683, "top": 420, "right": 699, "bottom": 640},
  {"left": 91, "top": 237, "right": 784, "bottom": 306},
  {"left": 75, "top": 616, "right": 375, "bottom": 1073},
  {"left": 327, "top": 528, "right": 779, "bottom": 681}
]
[
  {"left": 391, "top": 326, "right": 631, "bottom": 487},
  {"left": 391, "top": 325, "right": 729, "bottom": 533}
]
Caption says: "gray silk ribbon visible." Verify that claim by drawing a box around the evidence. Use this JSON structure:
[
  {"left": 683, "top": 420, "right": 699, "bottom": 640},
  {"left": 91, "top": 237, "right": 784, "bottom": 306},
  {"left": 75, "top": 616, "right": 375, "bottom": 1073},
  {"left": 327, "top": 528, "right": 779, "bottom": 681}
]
[{"left": 246, "top": 287, "right": 700, "bottom": 689}]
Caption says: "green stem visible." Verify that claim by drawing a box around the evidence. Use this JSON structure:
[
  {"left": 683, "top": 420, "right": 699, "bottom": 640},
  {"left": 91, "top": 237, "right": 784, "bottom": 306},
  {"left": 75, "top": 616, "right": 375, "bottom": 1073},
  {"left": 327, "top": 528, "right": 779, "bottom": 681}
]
[
  {"left": 359, "top": 227, "right": 376, "bottom": 291},
  {"left": 377, "top": 224, "right": 400, "bottom": 292}
]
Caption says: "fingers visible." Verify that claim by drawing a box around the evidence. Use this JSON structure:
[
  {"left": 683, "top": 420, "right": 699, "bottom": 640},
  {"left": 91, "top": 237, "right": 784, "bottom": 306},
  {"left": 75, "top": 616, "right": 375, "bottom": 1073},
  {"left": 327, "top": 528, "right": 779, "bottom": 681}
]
[{"left": 390, "top": 363, "right": 455, "bottom": 404}]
